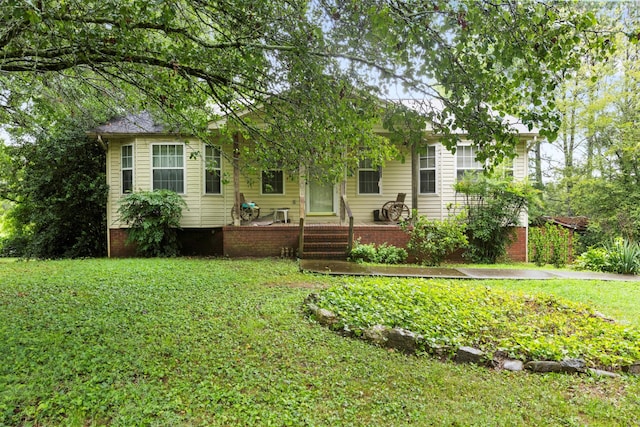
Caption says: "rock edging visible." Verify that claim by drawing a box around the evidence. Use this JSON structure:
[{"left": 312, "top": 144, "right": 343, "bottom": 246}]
[{"left": 304, "top": 294, "right": 637, "bottom": 377}]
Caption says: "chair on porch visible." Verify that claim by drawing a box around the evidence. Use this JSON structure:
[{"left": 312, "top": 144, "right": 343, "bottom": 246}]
[
  {"left": 231, "top": 193, "right": 260, "bottom": 222},
  {"left": 381, "top": 193, "right": 410, "bottom": 221}
]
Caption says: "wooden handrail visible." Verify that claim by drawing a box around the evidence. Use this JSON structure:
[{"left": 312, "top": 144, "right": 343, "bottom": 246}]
[
  {"left": 298, "top": 217, "right": 304, "bottom": 258},
  {"left": 341, "top": 195, "right": 354, "bottom": 253}
]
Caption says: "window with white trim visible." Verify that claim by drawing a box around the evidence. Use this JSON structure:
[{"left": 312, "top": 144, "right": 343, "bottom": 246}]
[
  {"left": 419, "top": 146, "right": 436, "bottom": 194},
  {"left": 121, "top": 145, "right": 133, "bottom": 193},
  {"left": 261, "top": 170, "right": 284, "bottom": 194},
  {"left": 152, "top": 143, "right": 184, "bottom": 193},
  {"left": 204, "top": 145, "right": 221, "bottom": 194},
  {"left": 495, "top": 157, "right": 514, "bottom": 178},
  {"left": 456, "top": 145, "right": 483, "bottom": 180},
  {"left": 358, "top": 159, "right": 380, "bottom": 194}
]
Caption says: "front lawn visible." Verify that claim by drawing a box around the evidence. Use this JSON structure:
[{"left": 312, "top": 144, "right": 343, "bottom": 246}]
[{"left": 0, "top": 258, "right": 638, "bottom": 426}]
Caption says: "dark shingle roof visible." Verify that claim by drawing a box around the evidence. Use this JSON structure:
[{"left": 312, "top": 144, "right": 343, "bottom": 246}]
[{"left": 90, "top": 111, "right": 168, "bottom": 135}]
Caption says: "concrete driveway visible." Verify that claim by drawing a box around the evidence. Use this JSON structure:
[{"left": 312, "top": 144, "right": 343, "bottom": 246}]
[{"left": 299, "top": 260, "right": 640, "bottom": 281}]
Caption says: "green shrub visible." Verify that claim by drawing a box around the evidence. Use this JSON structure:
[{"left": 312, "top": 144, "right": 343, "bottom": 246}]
[
  {"left": 528, "top": 223, "right": 569, "bottom": 268},
  {"left": 574, "top": 247, "right": 608, "bottom": 272},
  {"left": 455, "top": 177, "right": 537, "bottom": 264},
  {"left": 605, "top": 238, "right": 640, "bottom": 275},
  {"left": 348, "top": 241, "right": 407, "bottom": 264},
  {"left": 575, "top": 238, "right": 640, "bottom": 275},
  {"left": 401, "top": 212, "right": 467, "bottom": 266},
  {"left": 117, "top": 190, "right": 187, "bottom": 257},
  {"left": 376, "top": 243, "right": 408, "bottom": 264}
]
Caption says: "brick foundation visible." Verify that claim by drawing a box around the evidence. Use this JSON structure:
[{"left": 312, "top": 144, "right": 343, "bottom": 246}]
[
  {"left": 109, "top": 225, "right": 528, "bottom": 262},
  {"left": 222, "top": 226, "right": 299, "bottom": 258},
  {"left": 109, "top": 229, "right": 137, "bottom": 258}
]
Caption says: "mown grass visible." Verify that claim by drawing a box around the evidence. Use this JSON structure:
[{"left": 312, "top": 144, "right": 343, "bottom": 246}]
[{"left": 0, "top": 258, "right": 639, "bottom": 426}]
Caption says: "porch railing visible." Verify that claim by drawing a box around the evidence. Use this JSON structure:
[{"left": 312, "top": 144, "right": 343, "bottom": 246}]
[{"left": 342, "top": 195, "right": 354, "bottom": 253}]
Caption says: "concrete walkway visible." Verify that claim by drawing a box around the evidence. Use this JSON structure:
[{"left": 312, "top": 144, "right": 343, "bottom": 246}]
[{"left": 299, "top": 259, "right": 640, "bottom": 281}]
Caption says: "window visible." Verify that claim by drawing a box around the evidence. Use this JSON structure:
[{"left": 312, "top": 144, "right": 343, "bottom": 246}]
[
  {"left": 419, "top": 146, "right": 436, "bottom": 194},
  {"left": 358, "top": 159, "right": 381, "bottom": 194},
  {"left": 494, "top": 157, "right": 514, "bottom": 179},
  {"left": 262, "top": 170, "right": 284, "bottom": 194},
  {"left": 121, "top": 145, "right": 133, "bottom": 193},
  {"left": 205, "top": 145, "right": 221, "bottom": 194},
  {"left": 152, "top": 144, "right": 184, "bottom": 193},
  {"left": 456, "top": 145, "right": 483, "bottom": 180}
]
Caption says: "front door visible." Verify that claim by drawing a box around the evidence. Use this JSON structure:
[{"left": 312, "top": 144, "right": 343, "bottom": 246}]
[{"left": 307, "top": 181, "right": 335, "bottom": 214}]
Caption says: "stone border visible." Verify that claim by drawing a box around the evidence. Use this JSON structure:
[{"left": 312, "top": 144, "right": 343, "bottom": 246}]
[{"left": 304, "top": 294, "right": 639, "bottom": 377}]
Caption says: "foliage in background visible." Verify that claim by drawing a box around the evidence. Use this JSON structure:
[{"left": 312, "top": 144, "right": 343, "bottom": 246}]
[
  {"left": 0, "top": 123, "right": 107, "bottom": 258},
  {"left": 316, "top": 278, "right": 640, "bottom": 368},
  {"left": 534, "top": 5, "right": 640, "bottom": 247},
  {"left": 401, "top": 212, "right": 468, "bottom": 266},
  {"left": 348, "top": 241, "right": 407, "bottom": 265},
  {"left": 455, "top": 176, "right": 537, "bottom": 264},
  {"left": 575, "top": 238, "right": 640, "bottom": 275},
  {"left": 528, "top": 223, "right": 570, "bottom": 268},
  {"left": 117, "top": 190, "right": 187, "bottom": 257}
]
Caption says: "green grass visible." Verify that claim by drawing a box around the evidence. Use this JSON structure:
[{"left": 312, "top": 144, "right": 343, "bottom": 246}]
[{"left": 0, "top": 258, "right": 639, "bottom": 426}]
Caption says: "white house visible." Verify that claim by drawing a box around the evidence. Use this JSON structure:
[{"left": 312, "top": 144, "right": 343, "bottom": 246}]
[{"left": 92, "top": 104, "right": 534, "bottom": 260}]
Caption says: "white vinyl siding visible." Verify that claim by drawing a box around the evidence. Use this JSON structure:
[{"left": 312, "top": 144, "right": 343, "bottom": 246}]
[
  {"left": 152, "top": 143, "right": 185, "bottom": 193},
  {"left": 204, "top": 145, "right": 222, "bottom": 194}
]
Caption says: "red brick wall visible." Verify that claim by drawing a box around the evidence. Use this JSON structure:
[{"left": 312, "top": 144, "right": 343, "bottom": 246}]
[
  {"left": 353, "top": 225, "right": 410, "bottom": 248},
  {"left": 109, "top": 225, "right": 528, "bottom": 262},
  {"left": 222, "top": 226, "right": 299, "bottom": 258},
  {"left": 109, "top": 229, "right": 137, "bottom": 258},
  {"left": 506, "top": 226, "right": 528, "bottom": 262}
]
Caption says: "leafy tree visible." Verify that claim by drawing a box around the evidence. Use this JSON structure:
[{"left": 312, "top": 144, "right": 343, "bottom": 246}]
[
  {"left": 540, "top": 4, "right": 640, "bottom": 245},
  {"left": 0, "top": 0, "right": 619, "bottom": 176},
  {"left": 0, "top": 123, "right": 108, "bottom": 258}
]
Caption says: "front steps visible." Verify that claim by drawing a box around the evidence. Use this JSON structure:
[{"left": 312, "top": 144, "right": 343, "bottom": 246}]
[{"left": 300, "top": 226, "right": 350, "bottom": 260}]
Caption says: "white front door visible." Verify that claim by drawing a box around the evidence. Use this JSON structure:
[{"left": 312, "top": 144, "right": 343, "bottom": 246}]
[{"left": 307, "top": 181, "right": 335, "bottom": 214}]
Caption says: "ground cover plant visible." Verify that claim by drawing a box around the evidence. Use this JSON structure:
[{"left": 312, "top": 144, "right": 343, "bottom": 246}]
[
  {"left": 314, "top": 279, "right": 640, "bottom": 368},
  {"left": 0, "top": 258, "right": 639, "bottom": 426}
]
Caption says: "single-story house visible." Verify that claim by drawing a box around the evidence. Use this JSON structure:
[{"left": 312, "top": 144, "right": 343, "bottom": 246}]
[{"left": 92, "top": 104, "right": 535, "bottom": 260}]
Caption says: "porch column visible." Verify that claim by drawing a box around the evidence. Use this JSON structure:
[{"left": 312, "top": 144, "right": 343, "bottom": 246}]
[
  {"left": 232, "top": 132, "right": 241, "bottom": 226},
  {"left": 411, "top": 144, "right": 419, "bottom": 216},
  {"left": 339, "top": 177, "right": 346, "bottom": 225},
  {"left": 298, "top": 164, "right": 306, "bottom": 220}
]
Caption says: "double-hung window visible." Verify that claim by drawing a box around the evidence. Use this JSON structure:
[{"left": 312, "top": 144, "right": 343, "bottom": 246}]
[
  {"left": 358, "top": 159, "right": 380, "bottom": 194},
  {"left": 419, "top": 146, "right": 436, "bottom": 194},
  {"left": 205, "top": 145, "right": 222, "bottom": 194},
  {"left": 456, "top": 145, "right": 483, "bottom": 181},
  {"left": 262, "top": 170, "right": 284, "bottom": 194},
  {"left": 121, "top": 145, "right": 133, "bottom": 193},
  {"left": 152, "top": 144, "right": 185, "bottom": 193}
]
